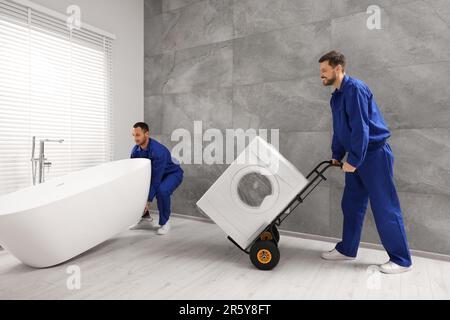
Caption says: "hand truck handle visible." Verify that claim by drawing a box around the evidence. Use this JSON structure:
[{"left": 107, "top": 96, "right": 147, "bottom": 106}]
[
  {"left": 329, "top": 159, "right": 344, "bottom": 169},
  {"left": 305, "top": 160, "right": 342, "bottom": 180}
]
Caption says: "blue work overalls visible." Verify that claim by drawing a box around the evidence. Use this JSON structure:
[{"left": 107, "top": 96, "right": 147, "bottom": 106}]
[
  {"left": 330, "top": 74, "right": 412, "bottom": 267},
  {"left": 131, "top": 138, "right": 184, "bottom": 226}
]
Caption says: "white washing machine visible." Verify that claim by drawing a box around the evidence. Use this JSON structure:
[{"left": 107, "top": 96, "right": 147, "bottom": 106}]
[{"left": 196, "top": 136, "right": 309, "bottom": 250}]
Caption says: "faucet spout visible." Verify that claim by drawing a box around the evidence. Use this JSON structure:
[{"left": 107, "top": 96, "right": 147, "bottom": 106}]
[{"left": 41, "top": 139, "right": 64, "bottom": 143}]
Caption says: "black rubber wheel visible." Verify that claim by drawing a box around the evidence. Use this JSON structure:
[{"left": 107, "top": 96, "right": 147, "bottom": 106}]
[{"left": 250, "top": 240, "right": 280, "bottom": 270}]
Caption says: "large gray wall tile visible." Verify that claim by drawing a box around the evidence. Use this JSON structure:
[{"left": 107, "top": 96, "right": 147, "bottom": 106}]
[
  {"left": 233, "top": 20, "right": 331, "bottom": 86},
  {"left": 390, "top": 129, "right": 450, "bottom": 196},
  {"left": 161, "top": 87, "right": 233, "bottom": 134},
  {"left": 145, "top": 0, "right": 163, "bottom": 18},
  {"left": 162, "top": 0, "right": 233, "bottom": 52},
  {"left": 168, "top": 41, "right": 233, "bottom": 94},
  {"left": 348, "top": 63, "right": 450, "bottom": 130},
  {"left": 426, "top": 0, "right": 450, "bottom": 26},
  {"left": 233, "top": 0, "right": 332, "bottom": 38},
  {"left": 144, "top": 95, "right": 164, "bottom": 134},
  {"left": 331, "top": 1, "right": 450, "bottom": 70},
  {"left": 279, "top": 131, "right": 332, "bottom": 176},
  {"left": 401, "top": 191, "right": 450, "bottom": 255},
  {"left": 162, "top": 0, "right": 203, "bottom": 12},
  {"left": 331, "top": 0, "right": 417, "bottom": 18},
  {"left": 232, "top": 78, "right": 332, "bottom": 132},
  {"left": 144, "top": 52, "right": 175, "bottom": 96},
  {"left": 145, "top": 41, "right": 233, "bottom": 95},
  {"left": 145, "top": 14, "right": 163, "bottom": 56}
]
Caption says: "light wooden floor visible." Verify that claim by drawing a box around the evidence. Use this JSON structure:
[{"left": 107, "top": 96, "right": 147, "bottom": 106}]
[{"left": 1, "top": 215, "right": 449, "bottom": 300}]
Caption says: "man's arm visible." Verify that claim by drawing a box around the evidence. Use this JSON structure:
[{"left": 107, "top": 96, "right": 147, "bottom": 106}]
[
  {"left": 345, "top": 86, "right": 370, "bottom": 169},
  {"left": 148, "top": 151, "right": 167, "bottom": 202},
  {"left": 331, "top": 133, "right": 346, "bottom": 162}
]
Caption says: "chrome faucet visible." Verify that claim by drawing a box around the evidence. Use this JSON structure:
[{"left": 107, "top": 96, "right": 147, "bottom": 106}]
[{"left": 31, "top": 136, "right": 64, "bottom": 185}]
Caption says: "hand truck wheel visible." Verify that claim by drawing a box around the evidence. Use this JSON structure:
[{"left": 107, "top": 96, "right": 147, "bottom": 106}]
[
  {"left": 258, "top": 225, "right": 280, "bottom": 245},
  {"left": 250, "top": 240, "right": 280, "bottom": 270}
]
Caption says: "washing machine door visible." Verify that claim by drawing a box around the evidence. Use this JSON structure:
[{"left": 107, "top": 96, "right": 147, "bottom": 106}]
[{"left": 230, "top": 165, "right": 279, "bottom": 214}]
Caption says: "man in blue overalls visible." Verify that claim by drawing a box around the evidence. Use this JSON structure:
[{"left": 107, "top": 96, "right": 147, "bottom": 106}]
[
  {"left": 129, "top": 122, "right": 183, "bottom": 235},
  {"left": 318, "top": 51, "right": 412, "bottom": 274}
]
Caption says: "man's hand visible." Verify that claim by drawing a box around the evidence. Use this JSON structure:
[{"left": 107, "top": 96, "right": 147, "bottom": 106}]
[
  {"left": 342, "top": 162, "right": 357, "bottom": 173},
  {"left": 331, "top": 159, "right": 341, "bottom": 166}
]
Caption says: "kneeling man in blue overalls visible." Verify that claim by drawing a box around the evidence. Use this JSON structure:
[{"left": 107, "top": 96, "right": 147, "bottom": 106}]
[
  {"left": 319, "top": 51, "right": 412, "bottom": 274},
  {"left": 129, "top": 122, "right": 184, "bottom": 235}
]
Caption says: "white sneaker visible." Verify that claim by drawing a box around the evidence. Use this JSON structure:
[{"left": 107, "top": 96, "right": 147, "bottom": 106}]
[
  {"left": 321, "top": 248, "right": 356, "bottom": 261},
  {"left": 157, "top": 222, "right": 170, "bottom": 235},
  {"left": 129, "top": 215, "right": 156, "bottom": 230},
  {"left": 379, "top": 261, "right": 412, "bottom": 274}
]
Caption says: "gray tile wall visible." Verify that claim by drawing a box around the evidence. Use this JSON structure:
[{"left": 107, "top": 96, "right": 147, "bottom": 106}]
[{"left": 144, "top": 0, "right": 450, "bottom": 255}]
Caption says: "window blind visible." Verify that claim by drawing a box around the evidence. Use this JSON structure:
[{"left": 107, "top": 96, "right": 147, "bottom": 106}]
[{"left": 0, "top": 0, "right": 114, "bottom": 196}]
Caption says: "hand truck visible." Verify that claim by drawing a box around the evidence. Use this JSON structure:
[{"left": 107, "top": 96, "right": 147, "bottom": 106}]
[{"left": 227, "top": 160, "right": 343, "bottom": 270}]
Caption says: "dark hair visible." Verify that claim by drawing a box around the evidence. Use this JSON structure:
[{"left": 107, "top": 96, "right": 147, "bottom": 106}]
[
  {"left": 318, "top": 51, "right": 346, "bottom": 70},
  {"left": 133, "top": 122, "right": 149, "bottom": 133}
]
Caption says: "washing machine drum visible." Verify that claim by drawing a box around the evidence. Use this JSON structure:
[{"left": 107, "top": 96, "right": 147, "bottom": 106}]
[
  {"left": 237, "top": 172, "right": 273, "bottom": 208},
  {"left": 231, "top": 165, "right": 279, "bottom": 213}
]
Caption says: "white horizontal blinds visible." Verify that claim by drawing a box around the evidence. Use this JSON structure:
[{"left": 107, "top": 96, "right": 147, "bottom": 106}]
[
  {"left": 0, "top": 16, "right": 30, "bottom": 194},
  {"left": 0, "top": 0, "right": 27, "bottom": 24},
  {"left": 0, "top": 0, "right": 114, "bottom": 196},
  {"left": 70, "top": 40, "right": 109, "bottom": 171},
  {"left": 29, "top": 23, "right": 72, "bottom": 179},
  {"left": 104, "top": 38, "right": 114, "bottom": 162}
]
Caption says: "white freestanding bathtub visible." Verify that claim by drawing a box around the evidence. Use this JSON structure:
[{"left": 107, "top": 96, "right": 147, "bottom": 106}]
[{"left": 0, "top": 158, "right": 151, "bottom": 268}]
